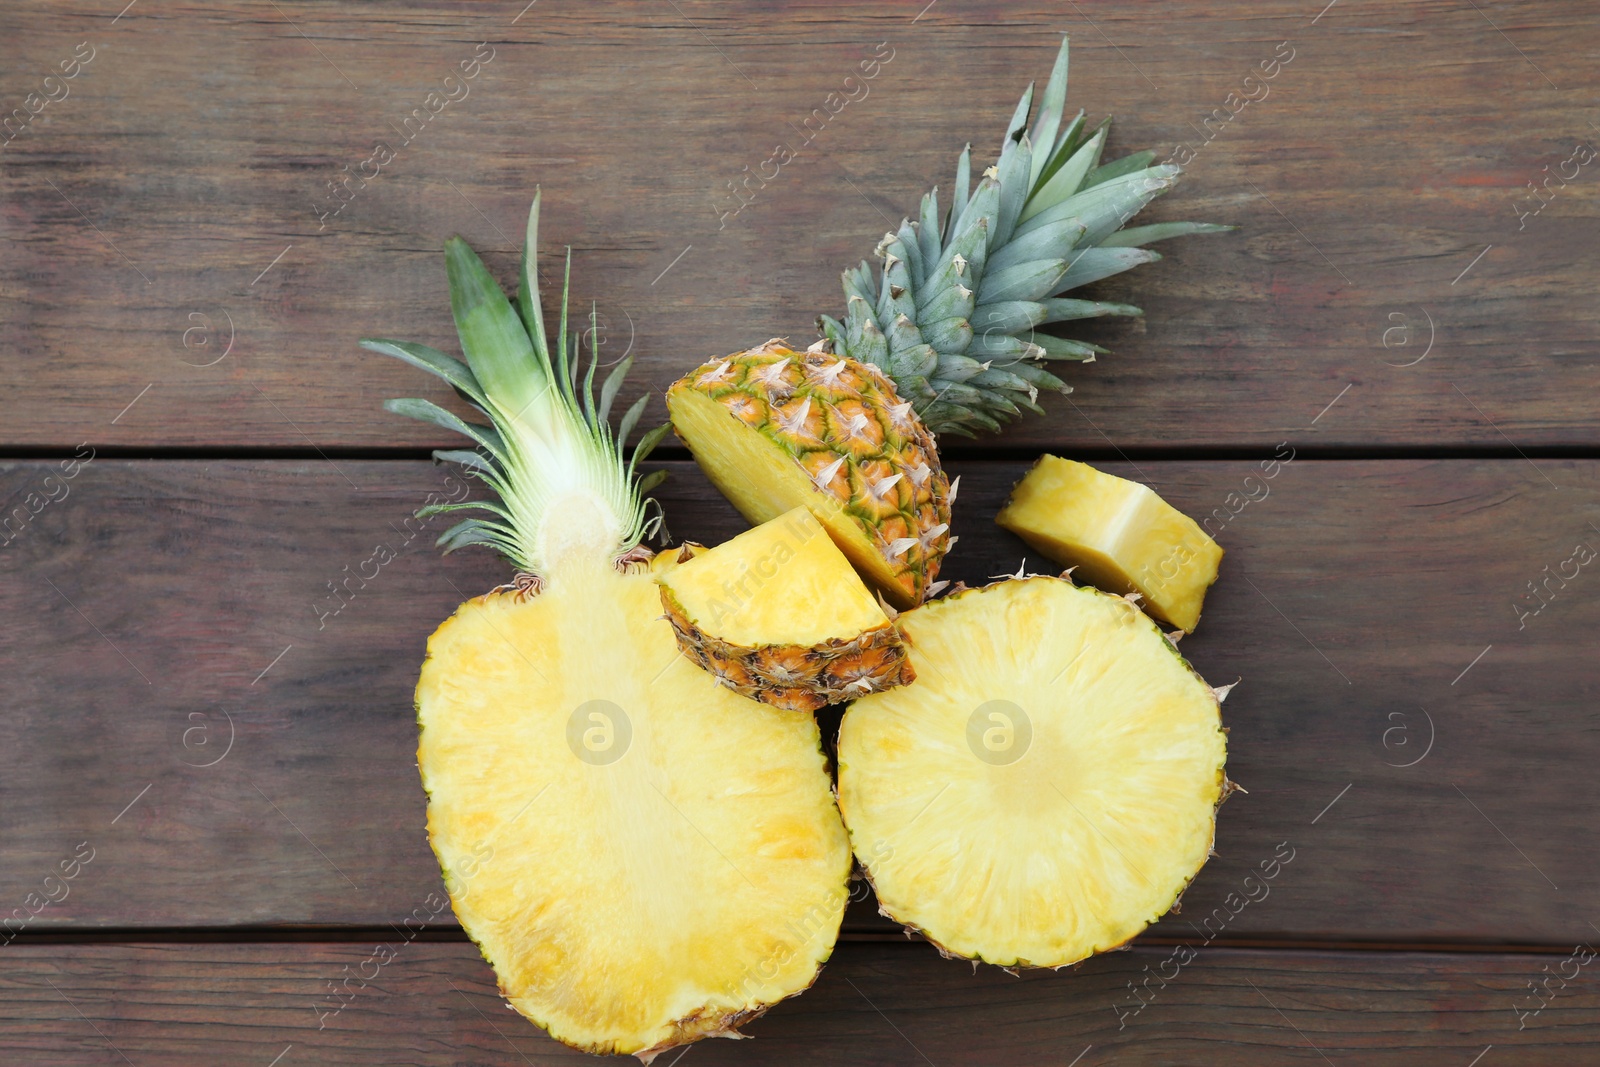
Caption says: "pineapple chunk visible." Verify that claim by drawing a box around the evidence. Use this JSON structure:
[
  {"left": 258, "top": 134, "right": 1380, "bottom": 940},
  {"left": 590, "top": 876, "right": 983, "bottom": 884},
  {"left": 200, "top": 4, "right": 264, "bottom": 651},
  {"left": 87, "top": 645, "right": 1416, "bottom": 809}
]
[
  {"left": 996, "top": 456, "right": 1222, "bottom": 632},
  {"left": 418, "top": 563, "right": 851, "bottom": 1055},
  {"left": 837, "top": 577, "right": 1227, "bottom": 968},
  {"left": 658, "top": 507, "right": 913, "bottom": 712}
]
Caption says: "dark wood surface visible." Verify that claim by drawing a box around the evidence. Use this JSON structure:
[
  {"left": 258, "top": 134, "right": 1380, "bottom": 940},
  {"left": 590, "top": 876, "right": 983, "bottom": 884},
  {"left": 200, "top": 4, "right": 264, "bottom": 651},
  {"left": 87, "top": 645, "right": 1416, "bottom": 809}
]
[
  {"left": 4, "top": 458, "right": 1597, "bottom": 945},
  {"left": 5, "top": 941, "right": 1594, "bottom": 1065},
  {"left": 2, "top": 0, "right": 1597, "bottom": 450},
  {"left": 5, "top": 0, "right": 1600, "bottom": 1062}
]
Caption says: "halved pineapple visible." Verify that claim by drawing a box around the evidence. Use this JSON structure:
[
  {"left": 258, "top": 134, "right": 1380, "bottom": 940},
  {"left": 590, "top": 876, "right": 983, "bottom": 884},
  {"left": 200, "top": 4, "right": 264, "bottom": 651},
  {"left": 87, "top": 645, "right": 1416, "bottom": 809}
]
[
  {"left": 837, "top": 576, "right": 1227, "bottom": 968},
  {"left": 996, "top": 456, "right": 1223, "bottom": 632},
  {"left": 376, "top": 194, "right": 852, "bottom": 1058},
  {"left": 420, "top": 562, "right": 850, "bottom": 1055},
  {"left": 658, "top": 506, "right": 914, "bottom": 712}
]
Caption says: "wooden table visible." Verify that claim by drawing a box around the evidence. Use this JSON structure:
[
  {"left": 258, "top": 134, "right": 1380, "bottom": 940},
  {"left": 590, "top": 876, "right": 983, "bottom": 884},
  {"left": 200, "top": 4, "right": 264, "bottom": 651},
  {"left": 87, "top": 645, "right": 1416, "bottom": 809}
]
[{"left": 4, "top": 1, "right": 1598, "bottom": 1062}]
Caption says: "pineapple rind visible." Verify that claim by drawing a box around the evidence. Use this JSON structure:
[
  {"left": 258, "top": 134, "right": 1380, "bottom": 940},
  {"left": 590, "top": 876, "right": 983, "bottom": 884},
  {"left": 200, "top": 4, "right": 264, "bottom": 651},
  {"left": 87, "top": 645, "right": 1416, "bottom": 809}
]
[
  {"left": 837, "top": 576, "right": 1227, "bottom": 969},
  {"left": 660, "top": 584, "right": 913, "bottom": 713},
  {"left": 656, "top": 507, "right": 915, "bottom": 710},
  {"left": 418, "top": 567, "right": 852, "bottom": 1055},
  {"left": 668, "top": 341, "right": 952, "bottom": 608}
]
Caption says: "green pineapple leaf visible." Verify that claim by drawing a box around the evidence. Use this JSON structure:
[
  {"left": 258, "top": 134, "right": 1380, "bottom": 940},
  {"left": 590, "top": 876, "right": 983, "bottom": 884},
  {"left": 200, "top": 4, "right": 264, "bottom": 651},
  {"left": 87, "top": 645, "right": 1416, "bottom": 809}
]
[
  {"left": 367, "top": 197, "right": 668, "bottom": 574},
  {"left": 831, "top": 35, "right": 1230, "bottom": 437}
]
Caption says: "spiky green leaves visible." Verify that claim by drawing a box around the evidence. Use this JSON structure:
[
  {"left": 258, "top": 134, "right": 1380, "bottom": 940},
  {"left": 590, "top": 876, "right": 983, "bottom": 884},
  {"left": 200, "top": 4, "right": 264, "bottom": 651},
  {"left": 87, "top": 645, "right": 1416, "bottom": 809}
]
[
  {"left": 444, "top": 235, "right": 547, "bottom": 422},
  {"left": 821, "top": 36, "right": 1232, "bottom": 437},
  {"left": 366, "top": 191, "right": 668, "bottom": 575}
]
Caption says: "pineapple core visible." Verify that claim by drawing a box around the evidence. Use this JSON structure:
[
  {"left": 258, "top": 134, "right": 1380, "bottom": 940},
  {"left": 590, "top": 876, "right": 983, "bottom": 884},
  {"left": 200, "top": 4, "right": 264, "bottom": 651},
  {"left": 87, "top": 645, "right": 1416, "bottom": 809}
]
[
  {"left": 996, "top": 457, "right": 1222, "bottom": 632},
  {"left": 660, "top": 507, "right": 889, "bottom": 647}
]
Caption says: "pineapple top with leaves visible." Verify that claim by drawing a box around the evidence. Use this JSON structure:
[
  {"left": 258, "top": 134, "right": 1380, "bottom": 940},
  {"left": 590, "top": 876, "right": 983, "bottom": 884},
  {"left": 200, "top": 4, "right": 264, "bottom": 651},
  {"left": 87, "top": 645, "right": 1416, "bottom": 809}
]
[
  {"left": 819, "top": 36, "right": 1230, "bottom": 437},
  {"left": 367, "top": 193, "right": 672, "bottom": 580},
  {"left": 670, "top": 37, "right": 1227, "bottom": 611}
]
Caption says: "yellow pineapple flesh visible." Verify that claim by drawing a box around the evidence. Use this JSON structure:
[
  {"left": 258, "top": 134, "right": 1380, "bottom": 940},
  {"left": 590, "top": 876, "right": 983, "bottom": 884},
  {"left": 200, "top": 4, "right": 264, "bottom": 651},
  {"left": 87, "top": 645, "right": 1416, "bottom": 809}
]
[
  {"left": 419, "top": 561, "right": 851, "bottom": 1055},
  {"left": 667, "top": 340, "right": 952, "bottom": 610},
  {"left": 996, "top": 456, "right": 1222, "bottom": 632},
  {"left": 649, "top": 542, "right": 704, "bottom": 573},
  {"left": 657, "top": 506, "right": 913, "bottom": 712},
  {"left": 837, "top": 576, "right": 1227, "bottom": 968}
]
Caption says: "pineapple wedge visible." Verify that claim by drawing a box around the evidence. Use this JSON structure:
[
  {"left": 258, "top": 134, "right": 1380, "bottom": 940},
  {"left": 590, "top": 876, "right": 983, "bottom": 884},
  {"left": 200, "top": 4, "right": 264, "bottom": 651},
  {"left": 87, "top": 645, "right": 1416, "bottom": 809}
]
[
  {"left": 658, "top": 506, "right": 914, "bottom": 711},
  {"left": 669, "top": 343, "right": 951, "bottom": 610},
  {"left": 996, "top": 456, "right": 1222, "bottom": 632},
  {"left": 837, "top": 576, "right": 1228, "bottom": 968}
]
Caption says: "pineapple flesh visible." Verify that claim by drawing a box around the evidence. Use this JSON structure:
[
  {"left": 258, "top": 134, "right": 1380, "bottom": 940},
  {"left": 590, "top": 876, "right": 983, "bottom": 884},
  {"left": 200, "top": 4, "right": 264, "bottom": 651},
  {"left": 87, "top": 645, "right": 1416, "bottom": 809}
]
[
  {"left": 837, "top": 576, "right": 1227, "bottom": 968},
  {"left": 420, "top": 562, "right": 849, "bottom": 1053},
  {"left": 997, "top": 456, "right": 1222, "bottom": 632},
  {"left": 370, "top": 195, "right": 851, "bottom": 1057},
  {"left": 658, "top": 506, "right": 914, "bottom": 712},
  {"left": 668, "top": 340, "right": 952, "bottom": 609}
]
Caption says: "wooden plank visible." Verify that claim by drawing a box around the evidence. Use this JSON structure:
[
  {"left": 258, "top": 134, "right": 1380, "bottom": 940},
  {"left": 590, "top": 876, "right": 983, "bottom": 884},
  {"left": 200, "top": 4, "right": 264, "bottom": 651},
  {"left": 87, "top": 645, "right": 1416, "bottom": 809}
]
[
  {"left": 1, "top": 940, "right": 1590, "bottom": 1064},
  {"left": 2, "top": 457, "right": 1597, "bottom": 943},
  {"left": 1, "top": 1, "right": 1596, "bottom": 449}
]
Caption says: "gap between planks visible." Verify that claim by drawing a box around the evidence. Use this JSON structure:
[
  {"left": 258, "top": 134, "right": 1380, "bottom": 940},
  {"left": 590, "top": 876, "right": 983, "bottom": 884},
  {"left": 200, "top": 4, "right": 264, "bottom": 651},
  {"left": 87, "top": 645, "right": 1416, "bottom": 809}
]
[
  {"left": 9, "top": 444, "right": 1600, "bottom": 463},
  {"left": 4, "top": 929, "right": 1593, "bottom": 955}
]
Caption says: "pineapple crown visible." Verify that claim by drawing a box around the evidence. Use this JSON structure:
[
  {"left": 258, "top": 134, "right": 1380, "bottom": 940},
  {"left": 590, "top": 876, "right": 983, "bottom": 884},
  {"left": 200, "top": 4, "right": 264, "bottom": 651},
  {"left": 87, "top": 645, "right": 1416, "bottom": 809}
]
[
  {"left": 819, "top": 36, "right": 1231, "bottom": 437},
  {"left": 365, "top": 191, "right": 669, "bottom": 576}
]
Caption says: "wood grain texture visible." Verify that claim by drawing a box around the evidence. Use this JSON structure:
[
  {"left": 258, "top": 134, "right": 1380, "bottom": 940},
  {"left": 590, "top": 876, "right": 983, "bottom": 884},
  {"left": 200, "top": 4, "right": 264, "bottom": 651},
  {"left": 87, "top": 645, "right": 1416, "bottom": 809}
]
[
  {"left": 1, "top": 941, "right": 1590, "bottom": 1064},
  {"left": 3, "top": 457, "right": 1598, "bottom": 943},
  {"left": 1, "top": 0, "right": 1596, "bottom": 449}
]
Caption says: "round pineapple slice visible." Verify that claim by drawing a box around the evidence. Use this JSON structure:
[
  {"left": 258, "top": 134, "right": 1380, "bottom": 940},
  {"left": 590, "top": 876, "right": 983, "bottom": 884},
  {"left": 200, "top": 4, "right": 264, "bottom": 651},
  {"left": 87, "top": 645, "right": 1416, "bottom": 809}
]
[
  {"left": 657, "top": 506, "right": 914, "bottom": 712},
  {"left": 667, "top": 340, "right": 952, "bottom": 610},
  {"left": 837, "top": 576, "right": 1227, "bottom": 967},
  {"left": 419, "top": 563, "right": 851, "bottom": 1057}
]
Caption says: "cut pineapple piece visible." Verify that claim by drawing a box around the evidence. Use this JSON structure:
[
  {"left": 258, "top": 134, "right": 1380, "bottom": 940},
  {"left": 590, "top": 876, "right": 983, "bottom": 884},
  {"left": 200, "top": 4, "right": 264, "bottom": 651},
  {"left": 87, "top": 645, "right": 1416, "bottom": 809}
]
[
  {"left": 667, "top": 344, "right": 951, "bottom": 611},
  {"left": 837, "top": 577, "right": 1227, "bottom": 968},
  {"left": 380, "top": 193, "right": 852, "bottom": 1059},
  {"left": 419, "top": 562, "right": 851, "bottom": 1056},
  {"left": 996, "top": 456, "right": 1223, "bottom": 632},
  {"left": 658, "top": 506, "right": 913, "bottom": 712}
]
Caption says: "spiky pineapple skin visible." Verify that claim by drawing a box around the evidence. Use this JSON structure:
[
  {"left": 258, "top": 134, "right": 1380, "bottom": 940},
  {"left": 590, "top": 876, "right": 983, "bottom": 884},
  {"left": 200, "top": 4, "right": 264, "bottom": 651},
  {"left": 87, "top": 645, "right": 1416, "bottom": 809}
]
[
  {"left": 659, "top": 582, "right": 914, "bottom": 712},
  {"left": 667, "top": 340, "right": 953, "bottom": 607}
]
